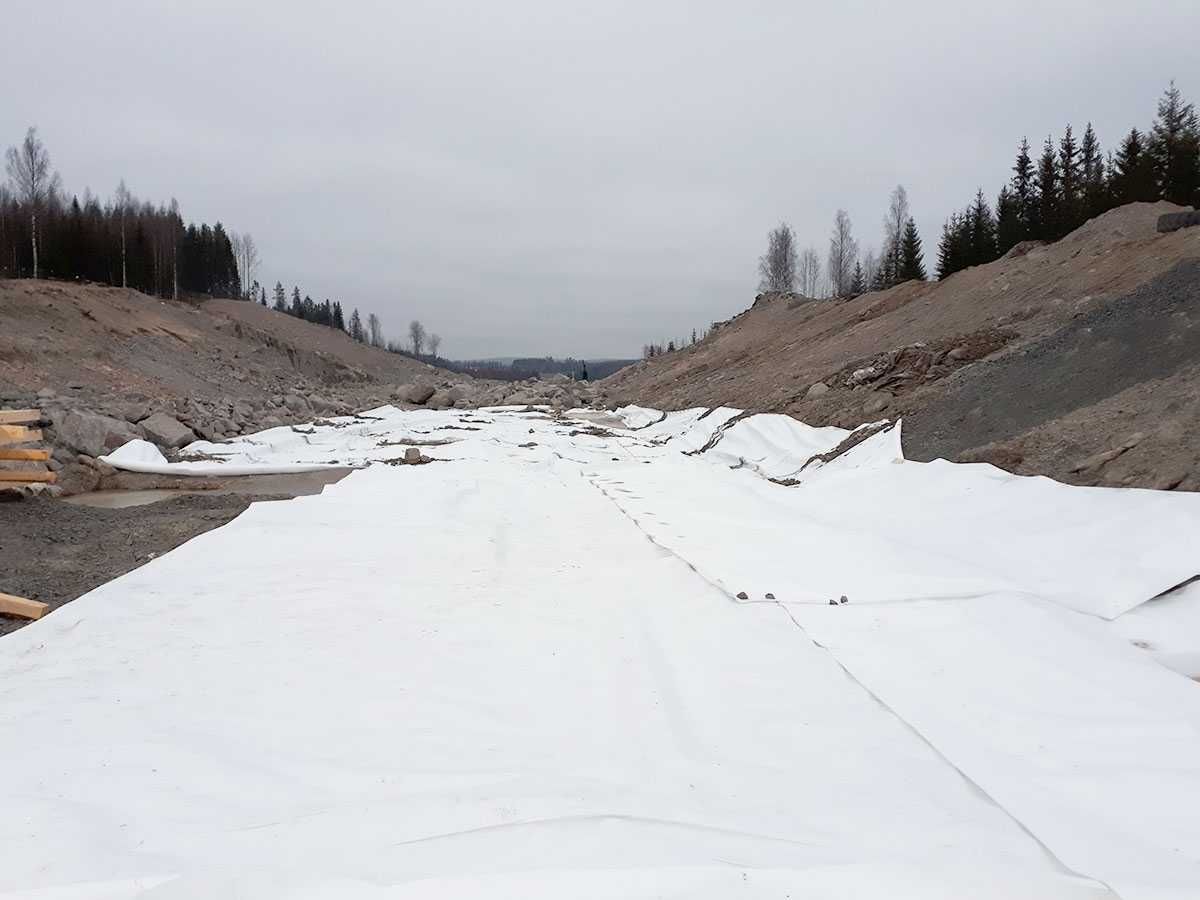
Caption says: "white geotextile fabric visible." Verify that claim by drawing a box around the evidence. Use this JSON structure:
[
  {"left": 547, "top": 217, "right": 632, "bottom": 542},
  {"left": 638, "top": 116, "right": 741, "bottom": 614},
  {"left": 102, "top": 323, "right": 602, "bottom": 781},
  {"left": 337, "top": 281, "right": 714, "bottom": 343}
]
[
  {"left": 5, "top": 403, "right": 1200, "bottom": 899},
  {"left": 101, "top": 439, "right": 345, "bottom": 476}
]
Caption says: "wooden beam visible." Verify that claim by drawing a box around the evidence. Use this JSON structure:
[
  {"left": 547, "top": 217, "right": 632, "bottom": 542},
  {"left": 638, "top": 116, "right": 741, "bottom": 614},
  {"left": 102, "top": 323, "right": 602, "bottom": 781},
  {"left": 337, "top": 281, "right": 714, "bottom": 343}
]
[
  {"left": 0, "top": 470, "right": 56, "bottom": 483},
  {"left": 0, "top": 409, "right": 40, "bottom": 425},
  {"left": 0, "top": 426, "right": 42, "bottom": 445},
  {"left": 0, "top": 448, "right": 50, "bottom": 461},
  {"left": 0, "top": 592, "right": 48, "bottom": 620}
]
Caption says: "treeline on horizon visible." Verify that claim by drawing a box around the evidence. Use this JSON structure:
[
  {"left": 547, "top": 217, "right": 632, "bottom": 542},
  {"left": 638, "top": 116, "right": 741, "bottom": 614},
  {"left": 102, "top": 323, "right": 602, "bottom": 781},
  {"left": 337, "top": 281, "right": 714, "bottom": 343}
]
[
  {"left": 644, "top": 81, "right": 1199, "bottom": 361},
  {"left": 936, "top": 79, "right": 1197, "bottom": 278},
  {"left": 754, "top": 81, "right": 1199, "bottom": 300},
  {"left": 0, "top": 126, "right": 448, "bottom": 363},
  {"left": 0, "top": 132, "right": 241, "bottom": 297},
  {"left": 443, "top": 356, "right": 634, "bottom": 382}
]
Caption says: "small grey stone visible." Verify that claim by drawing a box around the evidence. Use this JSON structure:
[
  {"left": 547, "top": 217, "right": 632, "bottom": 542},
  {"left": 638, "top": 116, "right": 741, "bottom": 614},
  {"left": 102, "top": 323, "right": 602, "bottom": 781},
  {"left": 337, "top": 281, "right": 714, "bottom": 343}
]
[{"left": 862, "top": 396, "right": 890, "bottom": 416}]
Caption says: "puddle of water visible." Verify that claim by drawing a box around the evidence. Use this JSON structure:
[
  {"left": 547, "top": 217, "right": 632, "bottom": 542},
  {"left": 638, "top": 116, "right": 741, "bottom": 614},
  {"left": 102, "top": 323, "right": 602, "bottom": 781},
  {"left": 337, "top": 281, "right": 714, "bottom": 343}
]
[{"left": 63, "top": 489, "right": 204, "bottom": 509}]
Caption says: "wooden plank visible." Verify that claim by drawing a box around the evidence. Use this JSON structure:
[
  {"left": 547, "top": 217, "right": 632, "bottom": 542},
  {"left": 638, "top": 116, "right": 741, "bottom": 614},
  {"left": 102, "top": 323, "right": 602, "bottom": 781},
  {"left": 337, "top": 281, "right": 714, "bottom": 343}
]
[
  {"left": 0, "top": 470, "right": 56, "bottom": 483},
  {"left": 0, "top": 426, "right": 42, "bottom": 445},
  {"left": 0, "top": 592, "right": 48, "bottom": 620},
  {"left": 0, "top": 409, "right": 40, "bottom": 425},
  {"left": 0, "top": 448, "right": 50, "bottom": 461}
]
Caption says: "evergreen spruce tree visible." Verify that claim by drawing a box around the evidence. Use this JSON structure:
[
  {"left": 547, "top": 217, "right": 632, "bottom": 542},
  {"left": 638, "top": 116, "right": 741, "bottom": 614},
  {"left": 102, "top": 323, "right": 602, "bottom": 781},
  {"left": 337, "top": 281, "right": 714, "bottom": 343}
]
[
  {"left": 1079, "top": 122, "right": 1108, "bottom": 219},
  {"left": 290, "top": 286, "right": 303, "bottom": 317},
  {"left": 1149, "top": 80, "right": 1200, "bottom": 207},
  {"left": 883, "top": 242, "right": 901, "bottom": 289},
  {"left": 1058, "top": 125, "right": 1081, "bottom": 235},
  {"left": 968, "top": 189, "right": 998, "bottom": 266},
  {"left": 1011, "top": 138, "right": 1036, "bottom": 240},
  {"left": 898, "top": 217, "right": 926, "bottom": 281},
  {"left": 1109, "top": 129, "right": 1157, "bottom": 204},
  {"left": 848, "top": 261, "right": 866, "bottom": 297},
  {"left": 938, "top": 211, "right": 974, "bottom": 278},
  {"left": 871, "top": 260, "right": 890, "bottom": 291},
  {"left": 936, "top": 216, "right": 957, "bottom": 280},
  {"left": 272, "top": 281, "right": 287, "bottom": 311},
  {"left": 1034, "top": 137, "right": 1059, "bottom": 241},
  {"left": 332, "top": 301, "right": 345, "bottom": 331},
  {"left": 995, "top": 186, "right": 1024, "bottom": 256},
  {"left": 349, "top": 308, "right": 364, "bottom": 342}
]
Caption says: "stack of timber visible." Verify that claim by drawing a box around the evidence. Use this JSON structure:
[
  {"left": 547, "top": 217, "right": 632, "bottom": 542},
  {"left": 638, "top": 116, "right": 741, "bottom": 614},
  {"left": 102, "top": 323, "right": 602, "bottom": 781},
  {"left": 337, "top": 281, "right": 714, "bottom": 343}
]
[{"left": 0, "top": 409, "right": 55, "bottom": 494}]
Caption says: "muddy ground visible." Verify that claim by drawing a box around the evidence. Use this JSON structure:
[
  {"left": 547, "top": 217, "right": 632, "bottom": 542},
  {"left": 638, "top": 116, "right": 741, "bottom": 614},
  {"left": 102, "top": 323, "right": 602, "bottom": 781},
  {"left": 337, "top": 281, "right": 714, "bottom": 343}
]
[
  {"left": 0, "top": 469, "right": 351, "bottom": 635},
  {"left": 0, "top": 494, "right": 261, "bottom": 635}
]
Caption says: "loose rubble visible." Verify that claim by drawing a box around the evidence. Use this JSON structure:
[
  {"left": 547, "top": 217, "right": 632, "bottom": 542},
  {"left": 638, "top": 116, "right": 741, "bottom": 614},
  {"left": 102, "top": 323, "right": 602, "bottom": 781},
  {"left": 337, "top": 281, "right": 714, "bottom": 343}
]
[{"left": 1, "top": 372, "right": 608, "bottom": 497}]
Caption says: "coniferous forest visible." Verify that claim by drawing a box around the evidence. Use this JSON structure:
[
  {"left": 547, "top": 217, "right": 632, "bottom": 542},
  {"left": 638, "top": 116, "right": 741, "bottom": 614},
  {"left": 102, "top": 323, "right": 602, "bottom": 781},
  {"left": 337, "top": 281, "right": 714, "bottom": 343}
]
[
  {"left": 1, "top": 132, "right": 240, "bottom": 298},
  {"left": 746, "top": 79, "right": 1199, "bottom": 327},
  {"left": 934, "top": 81, "right": 1199, "bottom": 279},
  {"left": 1, "top": 127, "right": 421, "bottom": 355}
]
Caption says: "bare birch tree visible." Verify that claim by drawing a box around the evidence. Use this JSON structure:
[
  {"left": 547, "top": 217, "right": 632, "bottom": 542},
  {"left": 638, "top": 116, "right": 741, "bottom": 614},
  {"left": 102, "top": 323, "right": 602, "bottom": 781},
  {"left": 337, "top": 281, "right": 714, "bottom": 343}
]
[
  {"left": 881, "top": 185, "right": 910, "bottom": 285},
  {"left": 231, "top": 231, "right": 259, "bottom": 299},
  {"left": 367, "top": 312, "right": 384, "bottom": 347},
  {"left": 827, "top": 209, "right": 858, "bottom": 298},
  {"left": 862, "top": 248, "right": 879, "bottom": 290},
  {"left": 756, "top": 222, "right": 797, "bottom": 292},
  {"left": 169, "top": 197, "right": 181, "bottom": 300},
  {"left": 5, "top": 127, "right": 60, "bottom": 279},
  {"left": 797, "top": 246, "right": 822, "bottom": 297},
  {"left": 428, "top": 333, "right": 442, "bottom": 359},
  {"left": 114, "top": 180, "right": 133, "bottom": 288},
  {"left": 408, "top": 319, "right": 426, "bottom": 356}
]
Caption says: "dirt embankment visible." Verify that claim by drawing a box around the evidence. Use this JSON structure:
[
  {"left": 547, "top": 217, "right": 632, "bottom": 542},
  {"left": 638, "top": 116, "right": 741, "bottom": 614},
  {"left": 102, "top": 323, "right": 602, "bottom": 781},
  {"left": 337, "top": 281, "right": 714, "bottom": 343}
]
[
  {"left": 0, "top": 280, "right": 447, "bottom": 403},
  {"left": 603, "top": 202, "right": 1200, "bottom": 490}
]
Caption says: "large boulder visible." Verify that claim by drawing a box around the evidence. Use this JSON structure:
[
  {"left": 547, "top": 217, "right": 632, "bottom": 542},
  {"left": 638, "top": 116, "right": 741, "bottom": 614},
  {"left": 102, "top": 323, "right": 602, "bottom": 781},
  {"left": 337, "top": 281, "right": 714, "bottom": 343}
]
[
  {"left": 283, "top": 393, "right": 309, "bottom": 413},
  {"left": 1156, "top": 211, "right": 1200, "bottom": 233},
  {"left": 116, "top": 400, "right": 152, "bottom": 423},
  {"left": 805, "top": 382, "right": 830, "bottom": 399},
  {"left": 503, "top": 390, "right": 543, "bottom": 405},
  {"left": 397, "top": 383, "right": 436, "bottom": 405},
  {"left": 426, "top": 386, "right": 463, "bottom": 409},
  {"left": 49, "top": 409, "right": 142, "bottom": 458},
  {"left": 140, "top": 412, "right": 197, "bottom": 449},
  {"left": 56, "top": 462, "right": 101, "bottom": 495}
]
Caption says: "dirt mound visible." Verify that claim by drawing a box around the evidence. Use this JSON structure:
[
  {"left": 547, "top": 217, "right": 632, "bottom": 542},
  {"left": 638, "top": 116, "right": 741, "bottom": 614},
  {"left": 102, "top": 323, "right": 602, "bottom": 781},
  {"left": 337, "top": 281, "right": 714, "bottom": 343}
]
[
  {"left": 0, "top": 280, "right": 443, "bottom": 401},
  {"left": 603, "top": 201, "right": 1200, "bottom": 489}
]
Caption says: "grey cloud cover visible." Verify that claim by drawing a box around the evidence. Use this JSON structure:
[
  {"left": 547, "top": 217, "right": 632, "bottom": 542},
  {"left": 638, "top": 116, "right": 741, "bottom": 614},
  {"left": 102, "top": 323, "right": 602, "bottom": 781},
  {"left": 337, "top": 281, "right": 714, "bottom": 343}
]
[{"left": 5, "top": 0, "right": 1195, "bottom": 358}]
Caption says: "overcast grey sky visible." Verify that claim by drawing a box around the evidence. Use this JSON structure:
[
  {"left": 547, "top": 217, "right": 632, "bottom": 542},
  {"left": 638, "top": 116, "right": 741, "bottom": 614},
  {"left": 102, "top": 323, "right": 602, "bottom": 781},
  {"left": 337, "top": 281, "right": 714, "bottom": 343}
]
[{"left": 5, "top": 1, "right": 1195, "bottom": 358}]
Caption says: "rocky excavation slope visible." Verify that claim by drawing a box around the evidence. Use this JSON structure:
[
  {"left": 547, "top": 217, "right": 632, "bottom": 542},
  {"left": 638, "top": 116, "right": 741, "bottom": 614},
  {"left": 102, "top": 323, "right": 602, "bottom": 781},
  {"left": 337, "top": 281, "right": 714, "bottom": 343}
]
[
  {"left": 603, "top": 201, "right": 1200, "bottom": 490},
  {"left": 0, "top": 281, "right": 601, "bottom": 494}
]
